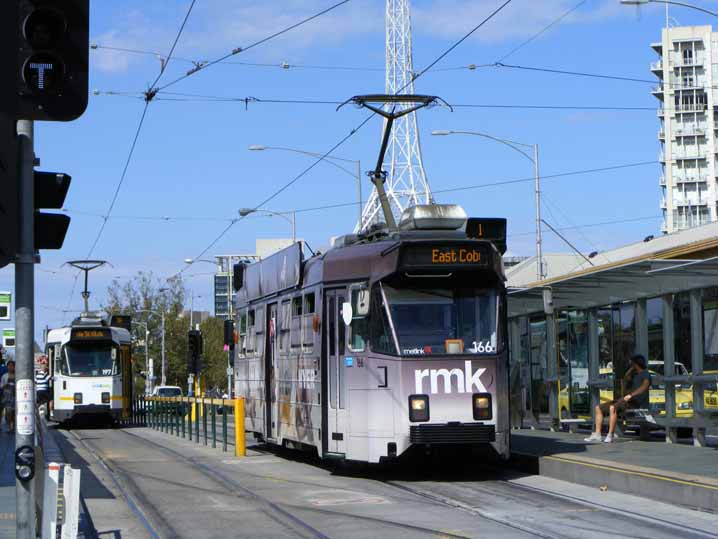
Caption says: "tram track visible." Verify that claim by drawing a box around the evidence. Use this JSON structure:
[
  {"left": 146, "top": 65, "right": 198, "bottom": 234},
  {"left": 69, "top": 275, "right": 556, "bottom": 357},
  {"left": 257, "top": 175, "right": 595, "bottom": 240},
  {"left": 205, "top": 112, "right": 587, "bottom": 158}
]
[
  {"left": 118, "top": 429, "right": 499, "bottom": 539},
  {"left": 70, "top": 428, "right": 332, "bottom": 539}
]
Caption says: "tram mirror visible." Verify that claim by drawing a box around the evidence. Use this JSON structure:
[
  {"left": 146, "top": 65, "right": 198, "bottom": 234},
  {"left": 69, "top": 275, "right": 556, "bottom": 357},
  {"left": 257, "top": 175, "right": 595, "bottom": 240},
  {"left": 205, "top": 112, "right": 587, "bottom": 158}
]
[
  {"left": 342, "top": 302, "right": 353, "bottom": 326},
  {"left": 352, "top": 288, "right": 370, "bottom": 317}
]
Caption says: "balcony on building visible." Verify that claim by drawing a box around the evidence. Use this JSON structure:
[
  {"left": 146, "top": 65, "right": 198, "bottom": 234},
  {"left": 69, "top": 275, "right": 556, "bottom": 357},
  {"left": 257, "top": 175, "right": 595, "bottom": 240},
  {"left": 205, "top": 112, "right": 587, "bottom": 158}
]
[
  {"left": 660, "top": 220, "right": 668, "bottom": 233},
  {"left": 659, "top": 175, "right": 666, "bottom": 185},
  {"left": 657, "top": 106, "right": 665, "bottom": 117},
  {"left": 674, "top": 126, "right": 705, "bottom": 137},
  {"left": 651, "top": 84, "right": 664, "bottom": 96},
  {"left": 660, "top": 197, "right": 667, "bottom": 209},
  {"left": 651, "top": 41, "right": 663, "bottom": 52},
  {"left": 650, "top": 59, "right": 663, "bottom": 72},
  {"left": 672, "top": 149, "right": 706, "bottom": 160},
  {"left": 675, "top": 103, "right": 707, "bottom": 114}
]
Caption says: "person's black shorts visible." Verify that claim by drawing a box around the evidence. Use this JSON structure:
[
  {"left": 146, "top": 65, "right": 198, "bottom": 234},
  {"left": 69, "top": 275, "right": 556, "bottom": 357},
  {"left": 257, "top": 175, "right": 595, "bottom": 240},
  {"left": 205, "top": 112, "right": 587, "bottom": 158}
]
[{"left": 36, "top": 389, "right": 50, "bottom": 405}]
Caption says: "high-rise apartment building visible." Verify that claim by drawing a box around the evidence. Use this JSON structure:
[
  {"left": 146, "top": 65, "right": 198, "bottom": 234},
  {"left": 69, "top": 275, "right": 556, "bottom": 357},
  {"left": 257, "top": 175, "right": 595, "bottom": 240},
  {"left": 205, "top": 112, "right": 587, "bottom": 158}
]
[{"left": 652, "top": 25, "right": 718, "bottom": 233}]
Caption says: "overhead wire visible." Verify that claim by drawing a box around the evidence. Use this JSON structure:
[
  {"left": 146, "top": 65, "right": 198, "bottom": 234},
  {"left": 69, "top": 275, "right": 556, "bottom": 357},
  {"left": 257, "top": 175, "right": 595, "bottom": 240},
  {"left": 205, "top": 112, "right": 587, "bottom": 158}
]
[
  {"left": 496, "top": 0, "right": 588, "bottom": 62},
  {"left": 154, "top": 0, "right": 354, "bottom": 93},
  {"left": 178, "top": 0, "right": 518, "bottom": 275},
  {"left": 62, "top": 0, "right": 199, "bottom": 321}
]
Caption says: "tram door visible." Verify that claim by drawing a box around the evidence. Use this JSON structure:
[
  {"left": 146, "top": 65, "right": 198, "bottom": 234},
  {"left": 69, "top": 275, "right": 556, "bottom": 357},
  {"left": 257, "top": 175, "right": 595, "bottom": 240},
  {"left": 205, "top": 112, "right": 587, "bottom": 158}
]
[
  {"left": 265, "top": 304, "right": 279, "bottom": 440},
  {"left": 325, "top": 290, "right": 347, "bottom": 454}
]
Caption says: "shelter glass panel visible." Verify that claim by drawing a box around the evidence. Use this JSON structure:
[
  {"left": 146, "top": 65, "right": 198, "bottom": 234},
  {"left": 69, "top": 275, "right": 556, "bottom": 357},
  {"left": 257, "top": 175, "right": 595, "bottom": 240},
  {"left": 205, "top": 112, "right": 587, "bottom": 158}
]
[
  {"left": 529, "top": 315, "right": 548, "bottom": 418},
  {"left": 597, "top": 309, "right": 614, "bottom": 403},
  {"left": 702, "top": 288, "right": 718, "bottom": 411}
]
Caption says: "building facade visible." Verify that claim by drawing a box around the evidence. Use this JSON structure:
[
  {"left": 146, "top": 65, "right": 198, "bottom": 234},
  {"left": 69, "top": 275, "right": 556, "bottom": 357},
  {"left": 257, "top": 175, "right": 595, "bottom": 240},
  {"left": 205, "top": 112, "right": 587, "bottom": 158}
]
[{"left": 652, "top": 25, "right": 718, "bottom": 233}]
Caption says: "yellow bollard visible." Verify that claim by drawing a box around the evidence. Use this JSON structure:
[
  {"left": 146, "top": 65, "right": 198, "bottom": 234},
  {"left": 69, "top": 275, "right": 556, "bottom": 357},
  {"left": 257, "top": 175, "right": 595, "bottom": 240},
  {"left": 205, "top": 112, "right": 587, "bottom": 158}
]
[{"left": 234, "top": 397, "right": 245, "bottom": 457}]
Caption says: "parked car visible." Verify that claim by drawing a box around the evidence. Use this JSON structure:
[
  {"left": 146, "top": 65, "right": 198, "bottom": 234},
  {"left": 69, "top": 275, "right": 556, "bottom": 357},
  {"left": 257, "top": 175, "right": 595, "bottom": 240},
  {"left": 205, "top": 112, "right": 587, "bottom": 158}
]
[{"left": 152, "top": 385, "right": 183, "bottom": 397}]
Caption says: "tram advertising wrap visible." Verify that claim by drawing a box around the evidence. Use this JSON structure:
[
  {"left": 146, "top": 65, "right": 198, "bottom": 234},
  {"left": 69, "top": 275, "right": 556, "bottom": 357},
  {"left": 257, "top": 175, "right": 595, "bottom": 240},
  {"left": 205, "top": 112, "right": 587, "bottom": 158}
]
[{"left": 234, "top": 206, "right": 509, "bottom": 463}]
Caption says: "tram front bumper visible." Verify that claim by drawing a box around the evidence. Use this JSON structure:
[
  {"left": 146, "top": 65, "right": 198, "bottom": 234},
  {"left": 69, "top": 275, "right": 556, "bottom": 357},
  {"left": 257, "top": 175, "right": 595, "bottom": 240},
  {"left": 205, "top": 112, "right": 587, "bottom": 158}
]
[{"left": 409, "top": 423, "right": 495, "bottom": 444}]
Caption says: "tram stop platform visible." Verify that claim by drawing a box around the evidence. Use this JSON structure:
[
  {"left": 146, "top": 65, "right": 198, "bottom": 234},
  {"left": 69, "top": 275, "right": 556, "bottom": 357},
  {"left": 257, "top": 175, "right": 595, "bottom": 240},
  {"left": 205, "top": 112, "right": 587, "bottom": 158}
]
[{"left": 509, "top": 429, "right": 718, "bottom": 513}]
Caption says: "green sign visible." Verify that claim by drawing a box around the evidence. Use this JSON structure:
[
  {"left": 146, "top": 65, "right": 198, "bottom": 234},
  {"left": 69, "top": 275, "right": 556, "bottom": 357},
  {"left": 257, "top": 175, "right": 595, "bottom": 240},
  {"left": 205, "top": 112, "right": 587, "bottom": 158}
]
[
  {"left": 0, "top": 292, "right": 10, "bottom": 321},
  {"left": 2, "top": 328, "right": 15, "bottom": 348}
]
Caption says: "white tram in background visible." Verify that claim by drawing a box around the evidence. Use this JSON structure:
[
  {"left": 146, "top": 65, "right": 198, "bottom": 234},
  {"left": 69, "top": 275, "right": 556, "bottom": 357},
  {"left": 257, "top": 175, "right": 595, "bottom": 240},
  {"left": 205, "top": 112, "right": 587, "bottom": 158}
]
[
  {"left": 45, "top": 314, "right": 133, "bottom": 425},
  {"left": 233, "top": 205, "right": 510, "bottom": 463}
]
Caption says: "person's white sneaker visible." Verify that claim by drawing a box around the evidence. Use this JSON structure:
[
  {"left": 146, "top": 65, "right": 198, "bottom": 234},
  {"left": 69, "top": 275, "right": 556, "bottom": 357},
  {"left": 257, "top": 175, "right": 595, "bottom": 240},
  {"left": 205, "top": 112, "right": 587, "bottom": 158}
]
[
  {"left": 603, "top": 433, "right": 617, "bottom": 443},
  {"left": 584, "top": 432, "right": 602, "bottom": 442}
]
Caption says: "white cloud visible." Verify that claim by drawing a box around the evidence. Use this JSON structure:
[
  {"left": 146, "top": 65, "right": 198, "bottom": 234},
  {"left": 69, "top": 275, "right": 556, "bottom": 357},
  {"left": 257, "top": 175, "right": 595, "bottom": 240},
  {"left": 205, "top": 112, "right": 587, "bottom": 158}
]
[
  {"left": 412, "top": 0, "right": 623, "bottom": 43},
  {"left": 91, "top": 0, "right": 382, "bottom": 74}
]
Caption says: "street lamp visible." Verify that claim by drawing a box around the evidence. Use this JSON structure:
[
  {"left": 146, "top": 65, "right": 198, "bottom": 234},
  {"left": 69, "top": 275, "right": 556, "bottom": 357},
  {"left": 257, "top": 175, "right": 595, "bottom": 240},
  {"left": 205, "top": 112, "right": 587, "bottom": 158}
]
[
  {"left": 183, "top": 259, "right": 217, "bottom": 330},
  {"left": 136, "top": 308, "right": 167, "bottom": 386},
  {"left": 238, "top": 207, "right": 296, "bottom": 244},
  {"left": 432, "top": 129, "right": 545, "bottom": 280},
  {"left": 132, "top": 320, "right": 151, "bottom": 394},
  {"left": 249, "top": 145, "right": 363, "bottom": 230},
  {"left": 620, "top": 0, "right": 718, "bottom": 17}
]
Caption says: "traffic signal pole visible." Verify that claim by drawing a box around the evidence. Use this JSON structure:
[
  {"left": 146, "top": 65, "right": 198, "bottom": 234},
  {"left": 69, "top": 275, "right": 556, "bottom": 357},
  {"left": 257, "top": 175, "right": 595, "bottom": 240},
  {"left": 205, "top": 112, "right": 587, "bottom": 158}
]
[{"left": 15, "top": 119, "right": 36, "bottom": 539}]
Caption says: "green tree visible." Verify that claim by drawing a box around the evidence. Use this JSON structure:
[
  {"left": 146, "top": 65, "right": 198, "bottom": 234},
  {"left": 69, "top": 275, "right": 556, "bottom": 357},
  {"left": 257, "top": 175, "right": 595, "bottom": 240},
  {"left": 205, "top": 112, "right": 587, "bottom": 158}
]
[
  {"left": 103, "top": 273, "right": 188, "bottom": 393},
  {"left": 199, "top": 316, "right": 230, "bottom": 393}
]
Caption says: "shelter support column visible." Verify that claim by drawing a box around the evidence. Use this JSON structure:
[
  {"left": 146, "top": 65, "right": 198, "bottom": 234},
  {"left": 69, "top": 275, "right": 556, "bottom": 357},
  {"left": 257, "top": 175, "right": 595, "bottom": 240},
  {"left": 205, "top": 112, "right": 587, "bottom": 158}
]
[
  {"left": 662, "top": 294, "right": 678, "bottom": 444},
  {"left": 508, "top": 317, "right": 523, "bottom": 429},
  {"left": 690, "top": 289, "right": 706, "bottom": 447},
  {"left": 546, "top": 313, "right": 560, "bottom": 431},
  {"left": 635, "top": 298, "right": 649, "bottom": 359},
  {"left": 587, "top": 310, "right": 600, "bottom": 418}
]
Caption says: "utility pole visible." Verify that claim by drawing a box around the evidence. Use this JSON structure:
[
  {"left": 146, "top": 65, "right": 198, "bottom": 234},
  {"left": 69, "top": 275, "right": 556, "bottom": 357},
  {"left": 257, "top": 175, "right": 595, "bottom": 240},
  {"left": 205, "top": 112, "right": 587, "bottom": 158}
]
[
  {"left": 160, "top": 311, "right": 166, "bottom": 386},
  {"left": 15, "top": 119, "right": 36, "bottom": 539},
  {"left": 534, "top": 144, "right": 545, "bottom": 281}
]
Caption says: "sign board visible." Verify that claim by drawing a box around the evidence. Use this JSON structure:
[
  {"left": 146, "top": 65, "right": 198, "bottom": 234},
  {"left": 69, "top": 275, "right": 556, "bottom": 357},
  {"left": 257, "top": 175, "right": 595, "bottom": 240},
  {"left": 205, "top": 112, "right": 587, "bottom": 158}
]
[
  {"left": 0, "top": 292, "right": 10, "bottom": 321},
  {"left": 2, "top": 328, "right": 15, "bottom": 348},
  {"left": 400, "top": 242, "right": 491, "bottom": 269}
]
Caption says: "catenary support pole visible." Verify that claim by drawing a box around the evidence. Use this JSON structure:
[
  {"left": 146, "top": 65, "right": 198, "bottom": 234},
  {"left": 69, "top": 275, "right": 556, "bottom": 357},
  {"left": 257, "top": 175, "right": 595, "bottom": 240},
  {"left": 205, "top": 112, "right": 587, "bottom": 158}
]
[
  {"left": 534, "top": 144, "right": 544, "bottom": 281},
  {"left": 15, "top": 119, "right": 36, "bottom": 539}
]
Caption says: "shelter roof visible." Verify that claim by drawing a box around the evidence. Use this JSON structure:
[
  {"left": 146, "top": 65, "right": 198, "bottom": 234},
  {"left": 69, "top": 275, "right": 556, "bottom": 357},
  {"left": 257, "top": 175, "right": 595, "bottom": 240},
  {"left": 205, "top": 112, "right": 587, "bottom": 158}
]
[{"left": 508, "top": 257, "right": 718, "bottom": 317}]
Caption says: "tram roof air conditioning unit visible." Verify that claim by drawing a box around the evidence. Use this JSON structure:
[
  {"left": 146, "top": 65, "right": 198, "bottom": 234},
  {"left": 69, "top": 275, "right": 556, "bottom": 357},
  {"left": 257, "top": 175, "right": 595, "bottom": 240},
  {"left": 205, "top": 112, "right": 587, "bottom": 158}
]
[{"left": 399, "top": 204, "right": 467, "bottom": 231}]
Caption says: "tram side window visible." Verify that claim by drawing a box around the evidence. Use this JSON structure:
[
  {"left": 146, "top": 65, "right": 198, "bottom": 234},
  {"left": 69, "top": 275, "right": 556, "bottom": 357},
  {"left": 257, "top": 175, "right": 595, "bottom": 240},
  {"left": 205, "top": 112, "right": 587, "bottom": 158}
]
[
  {"left": 291, "top": 297, "right": 302, "bottom": 349},
  {"left": 302, "top": 293, "right": 316, "bottom": 352},
  {"left": 246, "top": 309, "right": 256, "bottom": 353},
  {"left": 279, "top": 300, "right": 291, "bottom": 353},
  {"left": 238, "top": 311, "right": 248, "bottom": 358},
  {"left": 348, "top": 287, "right": 369, "bottom": 352},
  {"left": 370, "top": 287, "right": 395, "bottom": 355}
]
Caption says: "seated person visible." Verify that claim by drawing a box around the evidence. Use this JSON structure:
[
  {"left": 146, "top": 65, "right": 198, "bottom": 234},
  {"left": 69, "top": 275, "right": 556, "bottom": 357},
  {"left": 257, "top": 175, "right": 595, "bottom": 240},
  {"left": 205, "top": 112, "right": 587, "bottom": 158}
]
[{"left": 584, "top": 354, "right": 650, "bottom": 444}]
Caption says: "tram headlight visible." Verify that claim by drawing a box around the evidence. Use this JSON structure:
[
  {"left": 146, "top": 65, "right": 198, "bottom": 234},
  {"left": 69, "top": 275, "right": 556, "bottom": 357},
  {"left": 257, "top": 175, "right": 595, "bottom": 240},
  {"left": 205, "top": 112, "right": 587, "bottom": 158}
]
[
  {"left": 73, "top": 392, "right": 83, "bottom": 404},
  {"left": 473, "top": 393, "right": 492, "bottom": 420},
  {"left": 409, "top": 394, "right": 429, "bottom": 422},
  {"left": 102, "top": 392, "right": 110, "bottom": 404}
]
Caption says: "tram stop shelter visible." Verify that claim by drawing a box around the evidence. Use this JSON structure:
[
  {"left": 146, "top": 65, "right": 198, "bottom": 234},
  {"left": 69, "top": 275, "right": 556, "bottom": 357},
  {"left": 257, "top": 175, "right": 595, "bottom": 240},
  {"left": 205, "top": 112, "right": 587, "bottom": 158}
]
[{"left": 507, "top": 254, "right": 718, "bottom": 447}]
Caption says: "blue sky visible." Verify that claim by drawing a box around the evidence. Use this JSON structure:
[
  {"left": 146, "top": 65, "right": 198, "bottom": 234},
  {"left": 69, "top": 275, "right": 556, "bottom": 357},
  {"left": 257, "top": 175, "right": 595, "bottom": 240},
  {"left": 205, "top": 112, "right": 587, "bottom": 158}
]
[{"left": 1, "top": 0, "right": 714, "bottom": 341}]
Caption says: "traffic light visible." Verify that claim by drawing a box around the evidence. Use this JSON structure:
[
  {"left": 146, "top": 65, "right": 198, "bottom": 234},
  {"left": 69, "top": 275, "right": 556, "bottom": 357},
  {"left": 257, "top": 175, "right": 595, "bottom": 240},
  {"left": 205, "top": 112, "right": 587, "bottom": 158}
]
[
  {"left": 35, "top": 171, "right": 71, "bottom": 250},
  {"left": 0, "top": 114, "right": 19, "bottom": 269},
  {"left": 223, "top": 320, "right": 234, "bottom": 349},
  {"left": 187, "top": 330, "right": 203, "bottom": 374},
  {"left": 16, "top": 0, "right": 89, "bottom": 121}
]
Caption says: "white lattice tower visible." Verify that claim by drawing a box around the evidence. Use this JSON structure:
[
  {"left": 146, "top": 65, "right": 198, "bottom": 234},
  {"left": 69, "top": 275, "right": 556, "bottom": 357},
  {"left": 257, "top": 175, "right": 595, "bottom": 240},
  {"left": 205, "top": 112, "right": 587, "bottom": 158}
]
[{"left": 359, "top": 0, "right": 431, "bottom": 230}]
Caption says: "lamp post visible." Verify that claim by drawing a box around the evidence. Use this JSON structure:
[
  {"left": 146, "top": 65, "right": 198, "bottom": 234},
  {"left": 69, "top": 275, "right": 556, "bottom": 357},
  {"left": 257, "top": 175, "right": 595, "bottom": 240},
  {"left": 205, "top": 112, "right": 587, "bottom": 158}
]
[
  {"left": 249, "top": 145, "right": 363, "bottom": 230},
  {"left": 132, "top": 320, "right": 151, "bottom": 394},
  {"left": 619, "top": 0, "right": 718, "bottom": 17},
  {"left": 183, "top": 259, "right": 217, "bottom": 330},
  {"left": 136, "top": 308, "right": 167, "bottom": 386},
  {"left": 238, "top": 207, "right": 296, "bottom": 244},
  {"left": 432, "top": 129, "right": 545, "bottom": 280}
]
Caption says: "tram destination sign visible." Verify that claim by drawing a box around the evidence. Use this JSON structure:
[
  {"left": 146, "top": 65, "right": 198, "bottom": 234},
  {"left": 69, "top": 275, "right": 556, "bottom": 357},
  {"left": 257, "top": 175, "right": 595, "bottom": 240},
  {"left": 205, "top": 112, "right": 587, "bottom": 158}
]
[
  {"left": 400, "top": 242, "right": 492, "bottom": 269},
  {"left": 71, "top": 328, "right": 112, "bottom": 341}
]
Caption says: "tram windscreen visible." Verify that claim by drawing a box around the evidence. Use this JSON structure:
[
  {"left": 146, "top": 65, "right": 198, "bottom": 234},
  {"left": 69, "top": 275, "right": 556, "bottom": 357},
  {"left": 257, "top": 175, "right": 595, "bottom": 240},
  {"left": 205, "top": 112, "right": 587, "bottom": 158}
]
[
  {"left": 62, "top": 342, "right": 117, "bottom": 376},
  {"left": 382, "top": 284, "right": 498, "bottom": 356}
]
